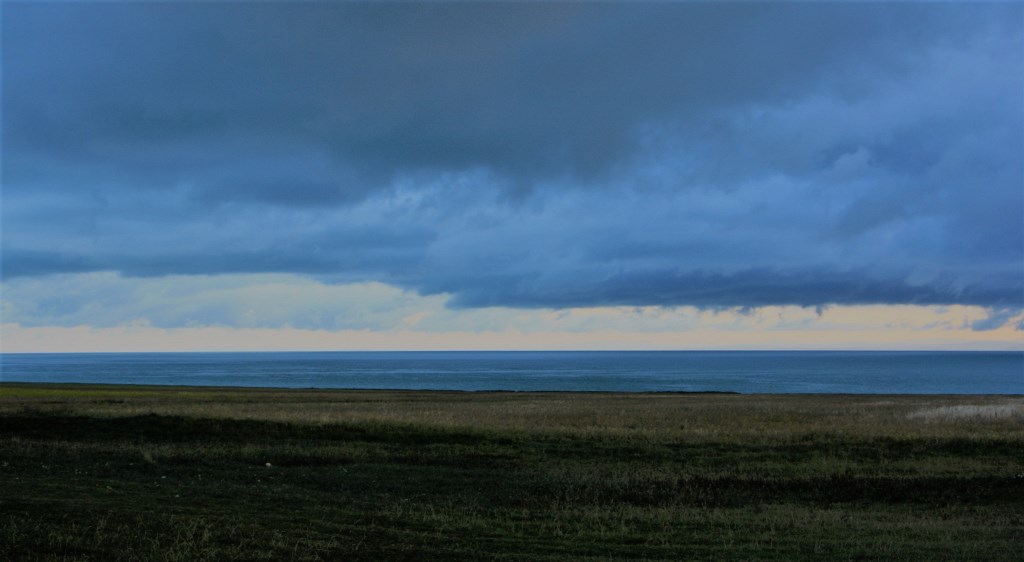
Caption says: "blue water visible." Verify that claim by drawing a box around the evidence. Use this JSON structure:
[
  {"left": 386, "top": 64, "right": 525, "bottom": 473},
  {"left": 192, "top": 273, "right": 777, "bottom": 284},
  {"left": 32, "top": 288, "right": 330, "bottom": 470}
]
[{"left": 1, "top": 351, "right": 1021, "bottom": 394}]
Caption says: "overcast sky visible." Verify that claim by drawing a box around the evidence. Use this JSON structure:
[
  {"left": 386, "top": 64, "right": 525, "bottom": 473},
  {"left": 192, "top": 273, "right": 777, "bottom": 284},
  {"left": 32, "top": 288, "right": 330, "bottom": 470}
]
[{"left": 2, "top": 2, "right": 1022, "bottom": 351}]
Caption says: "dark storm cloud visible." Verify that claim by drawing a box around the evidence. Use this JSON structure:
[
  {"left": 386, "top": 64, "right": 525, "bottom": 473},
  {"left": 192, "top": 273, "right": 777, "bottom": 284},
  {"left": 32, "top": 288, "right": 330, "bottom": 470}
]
[
  {"left": 2, "top": 2, "right": 1022, "bottom": 313},
  {"left": 438, "top": 269, "right": 1024, "bottom": 310},
  {"left": 5, "top": 2, "right": 990, "bottom": 189}
]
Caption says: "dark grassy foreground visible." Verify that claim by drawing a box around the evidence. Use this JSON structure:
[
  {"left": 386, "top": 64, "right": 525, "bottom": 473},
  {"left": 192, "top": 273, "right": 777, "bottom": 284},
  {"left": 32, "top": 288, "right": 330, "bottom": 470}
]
[{"left": 1, "top": 384, "right": 1022, "bottom": 561}]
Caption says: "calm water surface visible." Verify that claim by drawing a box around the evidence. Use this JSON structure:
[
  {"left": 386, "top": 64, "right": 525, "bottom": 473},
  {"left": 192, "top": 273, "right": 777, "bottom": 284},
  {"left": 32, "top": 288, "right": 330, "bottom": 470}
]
[{"left": 1, "top": 351, "right": 1021, "bottom": 394}]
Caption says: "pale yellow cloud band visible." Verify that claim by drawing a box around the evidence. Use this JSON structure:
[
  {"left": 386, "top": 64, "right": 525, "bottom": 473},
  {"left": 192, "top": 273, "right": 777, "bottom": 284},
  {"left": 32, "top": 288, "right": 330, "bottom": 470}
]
[
  {"left": 3, "top": 274, "right": 1021, "bottom": 352},
  {"left": 2, "top": 303, "right": 1020, "bottom": 352}
]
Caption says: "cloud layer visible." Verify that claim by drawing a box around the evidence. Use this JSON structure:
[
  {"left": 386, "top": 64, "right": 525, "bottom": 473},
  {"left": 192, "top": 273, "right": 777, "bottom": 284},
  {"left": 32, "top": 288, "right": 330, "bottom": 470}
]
[
  {"left": 3, "top": 3, "right": 1022, "bottom": 314},
  {"left": 4, "top": 272, "right": 1021, "bottom": 352}
]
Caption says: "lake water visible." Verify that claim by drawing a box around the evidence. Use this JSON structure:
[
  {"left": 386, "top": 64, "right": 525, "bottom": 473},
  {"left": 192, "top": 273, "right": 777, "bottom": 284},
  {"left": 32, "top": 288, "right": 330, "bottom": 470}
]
[{"left": 1, "top": 351, "right": 1021, "bottom": 394}]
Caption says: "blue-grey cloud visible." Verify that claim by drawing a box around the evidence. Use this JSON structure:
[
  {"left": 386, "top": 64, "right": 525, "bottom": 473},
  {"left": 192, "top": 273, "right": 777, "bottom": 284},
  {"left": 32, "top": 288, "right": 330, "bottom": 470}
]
[
  {"left": 972, "top": 308, "right": 1024, "bottom": 332},
  {"left": 2, "top": 2, "right": 1021, "bottom": 313}
]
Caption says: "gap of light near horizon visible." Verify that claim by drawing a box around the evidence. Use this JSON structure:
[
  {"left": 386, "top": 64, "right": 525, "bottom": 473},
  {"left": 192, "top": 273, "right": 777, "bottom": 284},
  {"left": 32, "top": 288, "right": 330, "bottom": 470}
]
[{"left": 1, "top": 2, "right": 1022, "bottom": 352}]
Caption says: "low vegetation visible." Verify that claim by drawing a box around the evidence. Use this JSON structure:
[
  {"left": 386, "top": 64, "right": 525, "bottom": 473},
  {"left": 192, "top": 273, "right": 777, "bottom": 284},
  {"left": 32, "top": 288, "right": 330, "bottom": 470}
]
[{"left": 1, "top": 383, "right": 1021, "bottom": 560}]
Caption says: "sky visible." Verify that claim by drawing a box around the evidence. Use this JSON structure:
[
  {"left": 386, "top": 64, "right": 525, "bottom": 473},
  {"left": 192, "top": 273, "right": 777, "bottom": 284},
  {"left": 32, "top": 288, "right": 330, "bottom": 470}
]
[{"left": 2, "top": 1, "right": 1023, "bottom": 352}]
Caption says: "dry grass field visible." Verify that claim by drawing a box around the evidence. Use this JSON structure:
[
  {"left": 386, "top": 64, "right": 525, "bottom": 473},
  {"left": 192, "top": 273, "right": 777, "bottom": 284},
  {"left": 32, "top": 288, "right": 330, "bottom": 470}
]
[{"left": 2, "top": 384, "right": 1022, "bottom": 560}]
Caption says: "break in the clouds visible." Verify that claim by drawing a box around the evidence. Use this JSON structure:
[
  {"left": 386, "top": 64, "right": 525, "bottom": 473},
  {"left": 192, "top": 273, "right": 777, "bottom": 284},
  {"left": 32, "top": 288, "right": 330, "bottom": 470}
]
[{"left": 2, "top": 3, "right": 1023, "bottom": 321}]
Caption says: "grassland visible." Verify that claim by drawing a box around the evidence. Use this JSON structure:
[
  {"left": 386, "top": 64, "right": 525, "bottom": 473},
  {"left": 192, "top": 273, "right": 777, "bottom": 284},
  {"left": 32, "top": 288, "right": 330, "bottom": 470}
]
[{"left": 1, "top": 383, "right": 1022, "bottom": 560}]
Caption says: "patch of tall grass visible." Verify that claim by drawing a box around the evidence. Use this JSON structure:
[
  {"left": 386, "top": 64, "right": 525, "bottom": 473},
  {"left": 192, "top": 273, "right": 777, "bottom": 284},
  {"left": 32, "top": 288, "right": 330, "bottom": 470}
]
[{"left": 907, "top": 401, "right": 1024, "bottom": 421}]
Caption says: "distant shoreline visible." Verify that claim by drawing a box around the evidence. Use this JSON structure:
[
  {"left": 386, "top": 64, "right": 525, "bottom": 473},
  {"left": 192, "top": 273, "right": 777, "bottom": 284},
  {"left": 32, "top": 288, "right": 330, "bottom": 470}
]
[
  {"left": 0, "top": 380, "right": 745, "bottom": 395},
  {"left": 4, "top": 381, "right": 1024, "bottom": 398}
]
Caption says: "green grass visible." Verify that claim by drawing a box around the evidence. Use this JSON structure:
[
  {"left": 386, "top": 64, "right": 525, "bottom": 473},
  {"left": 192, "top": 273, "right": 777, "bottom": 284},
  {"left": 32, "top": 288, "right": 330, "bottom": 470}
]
[{"left": 1, "top": 384, "right": 1022, "bottom": 560}]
